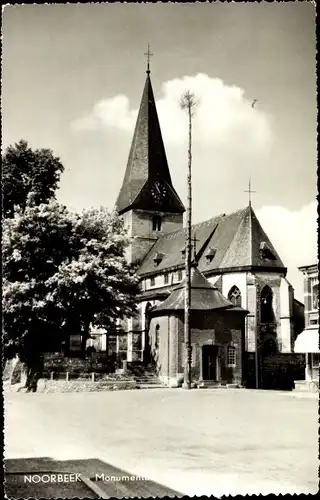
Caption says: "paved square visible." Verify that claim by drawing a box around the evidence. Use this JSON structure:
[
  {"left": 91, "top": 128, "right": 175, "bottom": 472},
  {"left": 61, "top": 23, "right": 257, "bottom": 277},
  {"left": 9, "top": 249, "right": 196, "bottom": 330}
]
[{"left": 4, "top": 388, "right": 318, "bottom": 496}]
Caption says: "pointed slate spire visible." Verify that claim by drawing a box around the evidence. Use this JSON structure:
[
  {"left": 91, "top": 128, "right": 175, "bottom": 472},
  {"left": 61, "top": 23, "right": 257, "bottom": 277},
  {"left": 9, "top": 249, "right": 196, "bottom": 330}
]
[
  {"left": 218, "top": 204, "right": 285, "bottom": 270},
  {"left": 116, "top": 72, "right": 185, "bottom": 215}
]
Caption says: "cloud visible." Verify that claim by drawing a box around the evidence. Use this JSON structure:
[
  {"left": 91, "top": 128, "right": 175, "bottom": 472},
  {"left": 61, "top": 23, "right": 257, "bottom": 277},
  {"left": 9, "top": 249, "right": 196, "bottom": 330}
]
[
  {"left": 71, "top": 73, "right": 271, "bottom": 150},
  {"left": 70, "top": 73, "right": 274, "bottom": 209},
  {"left": 71, "top": 94, "right": 137, "bottom": 132},
  {"left": 256, "top": 201, "right": 317, "bottom": 300},
  {"left": 71, "top": 73, "right": 273, "bottom": 213},
  {"left": 158, "top": 74, "right": 271, "bottom": 149}
]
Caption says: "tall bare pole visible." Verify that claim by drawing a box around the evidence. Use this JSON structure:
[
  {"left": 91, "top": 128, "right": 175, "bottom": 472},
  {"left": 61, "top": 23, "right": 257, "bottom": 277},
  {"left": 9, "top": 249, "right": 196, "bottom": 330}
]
[{"left": 180, "top": 91, "right": 198, "bottom": 390}]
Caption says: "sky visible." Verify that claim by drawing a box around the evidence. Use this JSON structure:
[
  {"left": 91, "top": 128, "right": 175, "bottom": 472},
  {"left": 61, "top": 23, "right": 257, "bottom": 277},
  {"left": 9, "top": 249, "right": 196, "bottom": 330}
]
[{"left": 2, "top": 2, "right": 317, "bottom": 300}]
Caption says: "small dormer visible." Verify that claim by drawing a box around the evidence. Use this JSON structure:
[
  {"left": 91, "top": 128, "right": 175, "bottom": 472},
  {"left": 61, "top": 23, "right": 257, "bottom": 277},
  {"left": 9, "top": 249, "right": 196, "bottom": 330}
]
[
  {"left": 205, "top": 247, "right": 217, "bottom": 263},
  {"left": 260, "top": 241, "right": 276, "bottom": 261},
  {"left": 181, "top": 246, "right": 186, "bottom": 259},
  {"left": 153, "top": 252, "right": 165, "bottom": 266}
]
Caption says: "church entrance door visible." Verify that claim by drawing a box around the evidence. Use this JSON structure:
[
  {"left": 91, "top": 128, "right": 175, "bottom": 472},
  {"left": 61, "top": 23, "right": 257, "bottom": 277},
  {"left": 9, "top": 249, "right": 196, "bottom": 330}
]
[{"left": 202, "top": 345, "right": 219, "bottom": 381}]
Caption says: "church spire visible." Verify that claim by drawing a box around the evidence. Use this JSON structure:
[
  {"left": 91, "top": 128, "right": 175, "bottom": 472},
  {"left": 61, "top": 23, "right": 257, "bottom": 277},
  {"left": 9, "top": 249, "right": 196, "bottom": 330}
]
[{"left": 115, "top": 52, "right": 185, "bottom": 216}]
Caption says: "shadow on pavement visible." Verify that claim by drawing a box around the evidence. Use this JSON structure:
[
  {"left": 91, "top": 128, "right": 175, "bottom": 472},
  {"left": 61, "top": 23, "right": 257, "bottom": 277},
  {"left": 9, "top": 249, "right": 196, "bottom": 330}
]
[{"left": 5, "top": 457, "right": 181, "bottom": 499}]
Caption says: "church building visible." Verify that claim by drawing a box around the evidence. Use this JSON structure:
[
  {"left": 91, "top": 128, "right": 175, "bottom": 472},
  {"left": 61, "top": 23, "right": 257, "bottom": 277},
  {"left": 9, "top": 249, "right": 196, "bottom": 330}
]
[{"left": 113, "top": 61, "right": 302, "bottom": 388}]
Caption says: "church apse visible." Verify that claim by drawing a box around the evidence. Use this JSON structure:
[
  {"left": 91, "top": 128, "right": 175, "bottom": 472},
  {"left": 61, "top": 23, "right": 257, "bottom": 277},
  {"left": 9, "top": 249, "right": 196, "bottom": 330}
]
[{"left": 148, "top": 267, "right": 248, "bottom": 387}]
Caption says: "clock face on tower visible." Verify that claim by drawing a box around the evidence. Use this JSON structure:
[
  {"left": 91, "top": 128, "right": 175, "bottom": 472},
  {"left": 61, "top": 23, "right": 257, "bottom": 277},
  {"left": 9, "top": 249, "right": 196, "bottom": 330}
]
[{"left": 150, "top": 181, "right": 167, "bottom": 203}]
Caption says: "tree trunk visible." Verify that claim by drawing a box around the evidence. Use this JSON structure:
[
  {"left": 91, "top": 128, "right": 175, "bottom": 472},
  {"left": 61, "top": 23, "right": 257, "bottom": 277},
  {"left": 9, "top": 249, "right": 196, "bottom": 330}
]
[
  {"left": 23, "top": 356, "right": 43, "bottom": 392},
  {"left": 25, "top": 365, "right": 40, "bottom": 392},
  {"left": 81, "top": 321, "right": 90, "bottom": 356}
]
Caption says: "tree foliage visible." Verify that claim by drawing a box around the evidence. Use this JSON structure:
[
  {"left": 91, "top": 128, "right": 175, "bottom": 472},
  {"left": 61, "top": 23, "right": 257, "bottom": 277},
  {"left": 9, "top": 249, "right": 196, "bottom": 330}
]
[
  {"left": 3, "top": 201, "right": 139, "bottom": 368},
  {"left": 3, "top": 140, "right": 139, "bottom": 391},
  {"left": 2, "top": 140, "right": 64, "bottom": 217}
]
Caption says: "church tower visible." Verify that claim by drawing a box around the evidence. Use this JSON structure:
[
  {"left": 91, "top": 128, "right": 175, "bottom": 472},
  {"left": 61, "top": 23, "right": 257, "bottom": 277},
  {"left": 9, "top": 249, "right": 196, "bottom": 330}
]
[{"left": 115, "top": 51, "right": 185, "bottom": 264}]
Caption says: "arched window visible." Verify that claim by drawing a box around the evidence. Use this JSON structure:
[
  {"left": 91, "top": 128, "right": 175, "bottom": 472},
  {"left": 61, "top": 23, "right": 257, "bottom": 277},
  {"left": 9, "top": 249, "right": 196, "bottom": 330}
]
[
  {"left": 260, "top": 285, "right": 274, "bottom": 323},
  {"left": 227, "top": 345, "right": 236, "bottom": 366},
  {"left": 155, "top": 323, "right": 160, "bottom": 349},
  {"left": 228, "top": 286, "right": 242, "bottom": 307}
]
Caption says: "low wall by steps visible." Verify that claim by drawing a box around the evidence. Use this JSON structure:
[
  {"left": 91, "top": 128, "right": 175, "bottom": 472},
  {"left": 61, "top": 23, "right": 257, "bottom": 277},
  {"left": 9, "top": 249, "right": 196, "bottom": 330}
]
[
  {"left": 43, "top": 352, "right": 113, "bottom": 374},
  {"left": 294, "top": 380, "right": 318, "bottom": 393},
  {"left": 6, "top": 379, "right": 138, "bottom": 393}
]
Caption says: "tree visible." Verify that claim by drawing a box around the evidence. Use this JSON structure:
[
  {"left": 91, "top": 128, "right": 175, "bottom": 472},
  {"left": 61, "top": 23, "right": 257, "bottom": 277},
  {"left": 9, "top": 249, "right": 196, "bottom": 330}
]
[
  {"left": 3, "top": 201, "right": 139, "bottom": 391},
  {"left": 2, "top": 140, "right": 64, "bottom": 218},
  {"left": 180, "top": 90, "right": 198, "bottom": 390}
]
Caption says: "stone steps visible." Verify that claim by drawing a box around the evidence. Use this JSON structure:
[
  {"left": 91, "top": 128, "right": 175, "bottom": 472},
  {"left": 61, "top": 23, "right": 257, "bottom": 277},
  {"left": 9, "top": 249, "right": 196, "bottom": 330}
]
[
  {"left": 126, "top": 362, "right": 161, "bottom": 387},
  {"left": 198, "top": 381, "right": 242, "bottom": 389},
  {"left": 134, "top": 379, "right": 160, "bottom": 383}
]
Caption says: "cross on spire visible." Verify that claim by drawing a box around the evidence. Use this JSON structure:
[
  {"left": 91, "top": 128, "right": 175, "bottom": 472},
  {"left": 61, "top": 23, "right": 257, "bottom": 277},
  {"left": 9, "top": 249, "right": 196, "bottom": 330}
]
[
  {"left": 244, "top": 177, "right": 256, "bottom": 206},
  {"left": 144, "top": 44, "right": 153, "bottom": 74},
  {"left": 192, "top": 233, "right": 200, "bottom": 261}
]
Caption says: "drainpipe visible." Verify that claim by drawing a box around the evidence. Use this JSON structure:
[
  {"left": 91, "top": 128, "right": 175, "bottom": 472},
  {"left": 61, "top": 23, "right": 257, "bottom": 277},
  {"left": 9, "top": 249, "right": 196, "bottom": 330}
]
[{"left": 255, "top": 282, "right": 260, "bottom": 389}]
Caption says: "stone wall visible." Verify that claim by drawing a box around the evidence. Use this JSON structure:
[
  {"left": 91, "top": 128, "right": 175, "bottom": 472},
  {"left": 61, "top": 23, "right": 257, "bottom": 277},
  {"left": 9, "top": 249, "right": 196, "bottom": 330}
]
[
  {"left": 149, "top": 315, "right": 170, "bottom": 380},
  {"left": 124, "top": 209, "right": 183, "bottom": 265},
  {"left": 4, "top": 378, "right": 138, "bottom": 393}
]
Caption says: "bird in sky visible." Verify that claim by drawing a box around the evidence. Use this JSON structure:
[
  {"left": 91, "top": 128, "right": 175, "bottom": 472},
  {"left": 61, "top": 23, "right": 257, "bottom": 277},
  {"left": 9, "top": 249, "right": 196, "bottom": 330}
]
[{"left": 252, "top": 99, "right": 258, "bottom": 108}]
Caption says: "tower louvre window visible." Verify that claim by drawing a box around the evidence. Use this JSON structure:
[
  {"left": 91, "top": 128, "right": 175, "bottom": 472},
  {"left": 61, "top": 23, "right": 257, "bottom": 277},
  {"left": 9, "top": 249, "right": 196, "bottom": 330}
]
[
  {"left": 152, "top": 215, "right": 162, "bottom": 231},
  {"left": 164, "top": 273, "right": 169, "bottom": 284},
  {"left": 150, "top": 277, "right": 155, "bottom": 287},
  {"left": 177, "top": 270, "right": 183, "bottom": 281}
]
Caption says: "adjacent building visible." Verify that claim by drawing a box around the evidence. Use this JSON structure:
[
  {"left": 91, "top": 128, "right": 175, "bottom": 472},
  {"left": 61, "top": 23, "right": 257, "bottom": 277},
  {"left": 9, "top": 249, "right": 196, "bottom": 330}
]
[{"left": 294, "top": 264, "right": 319, "bottom": 388}]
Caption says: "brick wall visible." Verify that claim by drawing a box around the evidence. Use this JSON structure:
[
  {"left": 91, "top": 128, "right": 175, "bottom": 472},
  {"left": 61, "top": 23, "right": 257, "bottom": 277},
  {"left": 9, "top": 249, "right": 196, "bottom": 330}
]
[{"left": 175, "top": 310, "right": 244, "bottom": 385}]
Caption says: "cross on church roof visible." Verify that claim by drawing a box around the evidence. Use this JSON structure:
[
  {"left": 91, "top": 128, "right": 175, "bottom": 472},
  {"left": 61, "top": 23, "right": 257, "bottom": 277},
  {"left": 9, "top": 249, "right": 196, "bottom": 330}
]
[
  {"left": 192, "top": 233, "right": 200, "bottom": 261},
  {"left": 244, "top": 177, "right": 256, "bottom": 206},
  {"left": 144, "top": 44, "right": 153, "bottom": 74}
]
